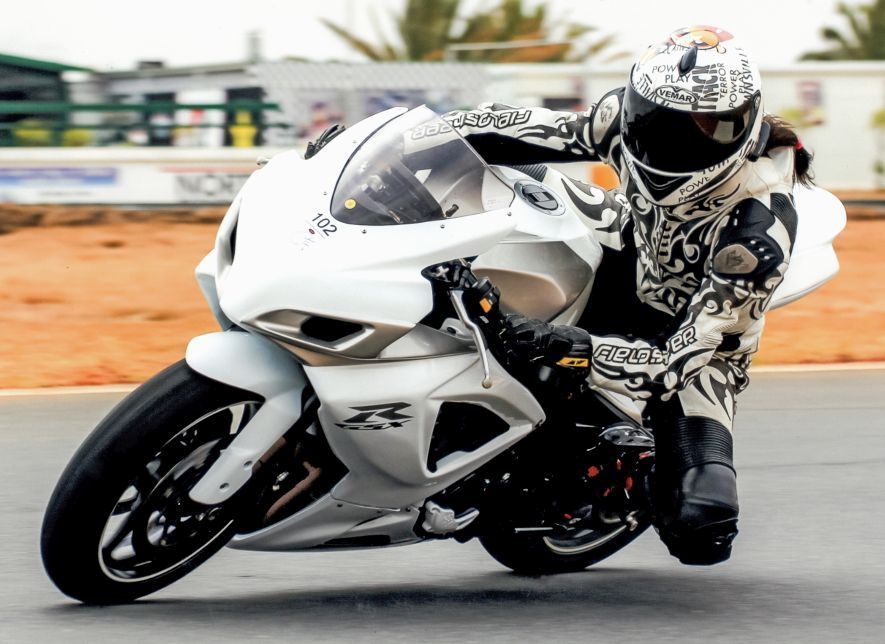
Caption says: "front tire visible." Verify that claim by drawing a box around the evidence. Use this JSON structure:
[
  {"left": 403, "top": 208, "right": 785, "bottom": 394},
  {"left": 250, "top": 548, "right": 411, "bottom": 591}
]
[{"left": 41, "top": 360, "right": 261, "bottom": 604}]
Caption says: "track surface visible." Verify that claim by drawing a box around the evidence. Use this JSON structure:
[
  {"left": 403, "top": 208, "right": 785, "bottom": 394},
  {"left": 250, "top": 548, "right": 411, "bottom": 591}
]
[{"left": 2, "top": 370, "right": 884, "bottom": 643}]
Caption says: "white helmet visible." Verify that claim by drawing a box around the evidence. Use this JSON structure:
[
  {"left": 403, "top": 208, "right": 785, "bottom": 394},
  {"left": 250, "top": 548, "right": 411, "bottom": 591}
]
[{"left": 621, "top": 26, "right": 764, "bottom": 207}]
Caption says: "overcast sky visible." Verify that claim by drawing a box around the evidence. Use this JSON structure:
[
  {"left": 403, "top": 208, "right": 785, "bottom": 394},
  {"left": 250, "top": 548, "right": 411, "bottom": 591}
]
[{"left": 0, "top": 0, "right": 852, "bottom": 71}]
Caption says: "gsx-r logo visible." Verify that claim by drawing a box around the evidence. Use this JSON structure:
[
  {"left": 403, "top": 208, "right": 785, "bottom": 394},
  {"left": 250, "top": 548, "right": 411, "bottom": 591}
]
[{"left": 335, "top": 403, "right": 413, "bottom": 430}]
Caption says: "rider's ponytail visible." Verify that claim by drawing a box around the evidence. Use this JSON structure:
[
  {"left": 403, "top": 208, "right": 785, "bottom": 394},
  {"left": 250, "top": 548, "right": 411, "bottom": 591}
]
[{"left": 763, "top": 115, "right": 814, "bottom": 186}]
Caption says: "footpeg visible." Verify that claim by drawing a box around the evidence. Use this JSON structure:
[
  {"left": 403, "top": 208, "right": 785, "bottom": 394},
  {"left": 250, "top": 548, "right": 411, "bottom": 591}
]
[
  {"left": 421, "top": 501, "right": 479, "bottom": 535},
  {"left": 600, "top": 422, "right": 655, "bottom": 449}
]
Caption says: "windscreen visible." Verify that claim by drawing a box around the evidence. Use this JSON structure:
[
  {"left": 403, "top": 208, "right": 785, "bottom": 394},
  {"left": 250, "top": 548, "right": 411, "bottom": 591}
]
[{"left": 331, "top": 106, "right": 514, "bottom": 226}]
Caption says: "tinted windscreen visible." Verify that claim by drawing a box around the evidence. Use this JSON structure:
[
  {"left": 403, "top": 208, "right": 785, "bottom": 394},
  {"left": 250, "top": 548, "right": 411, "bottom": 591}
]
[
  {"left": 621, "top": 86, "right": 759, "bottom": 173},
  {"left": 331, "top": 107, "right": 513, "bottom": 226}
]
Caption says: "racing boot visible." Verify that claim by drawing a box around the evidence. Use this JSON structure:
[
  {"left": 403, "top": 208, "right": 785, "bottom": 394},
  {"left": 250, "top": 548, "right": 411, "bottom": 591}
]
[{"left": 654, "top": 417, "right": 739, "bottom": 565}]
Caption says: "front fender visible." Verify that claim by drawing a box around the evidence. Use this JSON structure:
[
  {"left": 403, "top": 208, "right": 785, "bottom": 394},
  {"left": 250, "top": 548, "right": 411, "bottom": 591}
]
[{"left": 186, "top": 331, "right": 309, "bottom": 505}]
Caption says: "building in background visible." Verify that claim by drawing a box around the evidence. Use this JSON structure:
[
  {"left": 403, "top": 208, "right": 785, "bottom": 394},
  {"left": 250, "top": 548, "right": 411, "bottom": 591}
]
[
  {"left": 97, "top": 61, "right": 273, "bottom": 147},
  {"left": 0, "top": 53, "right": 93, "bottom": 146},
  {"left": 0, "top": 52, "right": 882, "bottom": 198},
  {"left": 252, "top": 61, "right": 488, "bottom": 146},
  {"left": 87, "top": 60, "right": 489, "bottom": 148}
]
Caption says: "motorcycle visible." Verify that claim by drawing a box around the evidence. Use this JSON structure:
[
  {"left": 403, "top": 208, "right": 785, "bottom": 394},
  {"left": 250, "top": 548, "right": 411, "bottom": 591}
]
[{"left": 41, "top": 106, "right": 845, "bottom": 604}]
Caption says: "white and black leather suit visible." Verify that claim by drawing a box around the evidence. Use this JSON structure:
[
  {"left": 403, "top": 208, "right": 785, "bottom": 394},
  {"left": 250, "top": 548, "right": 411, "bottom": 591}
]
[{"left": 445, "top": 93, "right": 800, "bottom": 563}]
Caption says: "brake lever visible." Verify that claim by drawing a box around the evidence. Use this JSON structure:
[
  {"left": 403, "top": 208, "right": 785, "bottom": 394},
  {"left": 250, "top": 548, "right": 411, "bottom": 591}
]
[{"left": 450, "top": 289, "right": 494, "bottom": 389}]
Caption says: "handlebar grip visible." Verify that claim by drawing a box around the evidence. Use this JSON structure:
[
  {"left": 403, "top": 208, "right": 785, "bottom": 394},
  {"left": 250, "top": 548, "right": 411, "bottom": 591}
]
[{"left": 462, "top": 277, "right": 504, "bottom": 328}]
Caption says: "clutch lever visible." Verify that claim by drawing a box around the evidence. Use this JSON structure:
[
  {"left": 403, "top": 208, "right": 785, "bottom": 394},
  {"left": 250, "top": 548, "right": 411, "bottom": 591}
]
[{"left": 450, "top": 289, "right": 494, "bottom": 389}]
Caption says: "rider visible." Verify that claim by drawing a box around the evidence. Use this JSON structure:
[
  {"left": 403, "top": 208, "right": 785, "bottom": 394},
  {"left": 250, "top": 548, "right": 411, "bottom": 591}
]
[{"left": 446, "top": 26, "right": 813, "bottom": 565}]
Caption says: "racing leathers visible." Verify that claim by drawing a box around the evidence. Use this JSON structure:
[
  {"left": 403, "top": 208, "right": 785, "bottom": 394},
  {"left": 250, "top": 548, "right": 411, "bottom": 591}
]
[{"left": 445, "top": 94, "right": 799, "bottom": 563}]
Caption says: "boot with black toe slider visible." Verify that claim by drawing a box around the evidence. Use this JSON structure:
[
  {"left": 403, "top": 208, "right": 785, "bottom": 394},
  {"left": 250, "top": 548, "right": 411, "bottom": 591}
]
[{"left": 654, "top": 417, "right": 739, "bottom": 565}]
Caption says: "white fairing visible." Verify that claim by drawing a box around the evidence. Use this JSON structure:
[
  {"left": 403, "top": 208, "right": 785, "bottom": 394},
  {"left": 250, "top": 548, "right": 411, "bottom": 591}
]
[
  {"left": 476, "top": 166, "right": 602, "bottom": 325},
  {"left": 195, "top": 249, "right": 232, "bottom": 330},
  {"left": 229, "top": 353, "right": 544, "bottom": 551},
  {"left": 313, "top": 354, "right": 543, "bottom": 508},
  {"left": 210, "top": 109, "right": 599, "bottom": 358},
  {"left": 216, "top": 121, "right": 520, "bottom": 365},
  {"left": 770, "top": 185, "right": 846, "bottom": 309}
]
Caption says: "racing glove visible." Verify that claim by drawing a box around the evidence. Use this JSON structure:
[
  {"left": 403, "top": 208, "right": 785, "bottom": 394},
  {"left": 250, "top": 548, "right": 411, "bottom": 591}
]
[{"left": 501, "top": 315, "right": 593, "bottom": 371}]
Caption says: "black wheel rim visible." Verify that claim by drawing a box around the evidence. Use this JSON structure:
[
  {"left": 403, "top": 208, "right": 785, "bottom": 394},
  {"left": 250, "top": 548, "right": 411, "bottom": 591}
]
[{"left": 98, "top": 401, "right": 259, "bottom": 582}]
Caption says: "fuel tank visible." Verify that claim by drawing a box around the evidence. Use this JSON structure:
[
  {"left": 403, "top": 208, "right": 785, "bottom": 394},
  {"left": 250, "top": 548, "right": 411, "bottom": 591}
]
[
  {"left": 473, "top": 167, "right": 603, "bottom": 325},
  {"left": 473, "top": 240, "right": 595, "bottom": 323}
]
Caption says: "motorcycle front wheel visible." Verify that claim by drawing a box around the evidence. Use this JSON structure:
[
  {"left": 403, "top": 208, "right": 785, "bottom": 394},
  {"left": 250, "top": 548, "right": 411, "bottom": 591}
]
[{"left": 41, "top": 360, "right": 261, "bottom": 604}]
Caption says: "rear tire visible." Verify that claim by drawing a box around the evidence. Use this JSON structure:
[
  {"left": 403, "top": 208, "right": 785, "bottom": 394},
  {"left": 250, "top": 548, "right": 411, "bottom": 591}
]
[
  {"left": 480, "top": 517, "right": 650, "bottom": 575},
  {"left": 41, "top": 360, "right": 261, "bottom": 604}
]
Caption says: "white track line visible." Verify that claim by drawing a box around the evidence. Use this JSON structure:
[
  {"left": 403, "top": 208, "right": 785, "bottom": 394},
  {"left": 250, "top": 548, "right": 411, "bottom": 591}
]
[
  {"left": 0, "top": 384, "right": 138, "bottom": 398},
  {"left": 1, "top": 362, "right": 884, "bottom": 398},
  {"left": 750, "top": 361, "right": 885, "bottom": 373}
]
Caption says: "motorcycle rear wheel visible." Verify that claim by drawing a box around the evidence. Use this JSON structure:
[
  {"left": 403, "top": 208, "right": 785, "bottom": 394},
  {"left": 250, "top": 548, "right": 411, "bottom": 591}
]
[
  {"left": 41, "top": 360, "right": 261, "bottom": 604},
  {"left": 480, "top": 515, "right": 650, "bottom": 575}
]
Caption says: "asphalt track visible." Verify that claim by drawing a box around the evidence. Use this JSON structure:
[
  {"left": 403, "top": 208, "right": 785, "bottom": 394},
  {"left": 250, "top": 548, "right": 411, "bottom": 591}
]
[{"left": 1, "top": 370, "right": 883, "bottom": 643}]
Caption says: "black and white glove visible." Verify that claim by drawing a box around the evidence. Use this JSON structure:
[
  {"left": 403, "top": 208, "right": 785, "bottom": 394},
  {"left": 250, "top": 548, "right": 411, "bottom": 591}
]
[{"left": 501, "top": 315, "right": 593, "bottom": 370}]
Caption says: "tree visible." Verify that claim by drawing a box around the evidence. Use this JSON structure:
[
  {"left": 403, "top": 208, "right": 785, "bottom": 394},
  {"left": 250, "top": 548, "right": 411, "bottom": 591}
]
[
  {"left": 873, "top": 107, "right": 885, "bottom": 188},
  {"left": 320, "top": 0, "right": 622, "bottom": 63},
  {"left": 800, "top": 0, "right": 885, "bottom": 60}
]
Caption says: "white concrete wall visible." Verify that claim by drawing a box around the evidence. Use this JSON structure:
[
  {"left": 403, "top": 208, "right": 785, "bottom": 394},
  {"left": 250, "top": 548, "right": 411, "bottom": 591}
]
[
  {"left": 0, "top": 148, "right": 287, "bottom": 204},
  {"left": 488, "top": 62, "right": 885, "bottom": 190},
  {"left": 761, "top": 64, "right": 885, "bottom": 190}
]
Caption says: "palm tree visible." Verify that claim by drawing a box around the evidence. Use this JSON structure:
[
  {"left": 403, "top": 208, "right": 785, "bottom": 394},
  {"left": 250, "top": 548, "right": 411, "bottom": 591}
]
[
  {"left": 320, "top": 0, "right": 622, "bottom": 63},
  {"left": 800, "top": 0, "right": 885, "bottom": 60}
]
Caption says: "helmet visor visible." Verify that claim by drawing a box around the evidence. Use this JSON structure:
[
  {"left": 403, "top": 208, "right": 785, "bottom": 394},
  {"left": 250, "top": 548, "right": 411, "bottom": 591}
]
[{"left": 621, "top": 85, "right": 759, "bottom": 173}]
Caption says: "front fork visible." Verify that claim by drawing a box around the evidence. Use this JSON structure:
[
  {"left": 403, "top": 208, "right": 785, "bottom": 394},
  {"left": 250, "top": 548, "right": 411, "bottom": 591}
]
[{"left": 185, "top": 331, "right": 310, "bottom": 505}]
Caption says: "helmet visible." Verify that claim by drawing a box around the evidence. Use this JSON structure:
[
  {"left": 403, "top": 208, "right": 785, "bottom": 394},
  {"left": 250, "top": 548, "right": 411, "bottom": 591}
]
[{"left": 621, "top": 26, "right": 764, "bottom": 207}]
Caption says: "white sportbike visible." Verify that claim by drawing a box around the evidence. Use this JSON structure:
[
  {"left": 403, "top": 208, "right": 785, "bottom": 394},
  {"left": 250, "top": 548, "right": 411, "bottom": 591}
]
[{"left": 41, "top": 106, "right": 844, "bottom": 603}]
